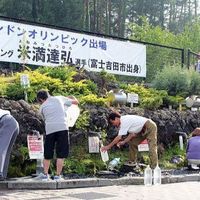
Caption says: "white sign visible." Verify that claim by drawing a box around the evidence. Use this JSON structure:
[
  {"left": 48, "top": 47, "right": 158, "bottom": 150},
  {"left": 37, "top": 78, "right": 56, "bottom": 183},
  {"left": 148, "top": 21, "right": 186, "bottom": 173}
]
[
  {"left": 196, "top": 61, "right": 200, "bottom": 73},
  {"left": 88, "top": 136, "right": 100, "bottom": 153},
  {"left": 138, "top": 139, "right": 149, "bottom": 152},
  {"left": 0, "top": 19, "right": 146, "bottom": 77},
  {"left": 20, "top": 74, "right": 30, "bottom": 87},
  {"left": 191, "top": 107, "right": 198, "bottom": 111},
  {"left": 27, "top": 135, "right": 44, "bottom": 159},
  {"left": 127, "top": 93, "right": 139, "bottom": 103}
]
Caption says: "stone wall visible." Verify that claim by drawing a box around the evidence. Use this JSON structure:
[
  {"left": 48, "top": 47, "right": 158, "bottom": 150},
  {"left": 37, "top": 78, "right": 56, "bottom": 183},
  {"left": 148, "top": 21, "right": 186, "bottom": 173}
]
[{"left": 1, "top": 98, "right": 200, "bottom": 149}]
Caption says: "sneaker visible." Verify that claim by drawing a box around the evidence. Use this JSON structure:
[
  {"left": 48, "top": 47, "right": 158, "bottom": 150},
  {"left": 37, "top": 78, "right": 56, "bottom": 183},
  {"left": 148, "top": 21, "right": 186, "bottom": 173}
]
[
  {"left": 34, "top": 173, "right": 50, "bottom": 181},
  {"left": 53, "top": 175, "right": 64, "bottom": 181},
  {"left": 124, "top": 161, "right": 137, "bottom": 167}
]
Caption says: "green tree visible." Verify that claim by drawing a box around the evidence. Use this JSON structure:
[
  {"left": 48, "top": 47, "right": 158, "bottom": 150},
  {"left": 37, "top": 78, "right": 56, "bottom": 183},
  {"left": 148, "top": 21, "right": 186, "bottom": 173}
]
[{"left": 128, "top": 17, "right": 179, "bottom": 81}]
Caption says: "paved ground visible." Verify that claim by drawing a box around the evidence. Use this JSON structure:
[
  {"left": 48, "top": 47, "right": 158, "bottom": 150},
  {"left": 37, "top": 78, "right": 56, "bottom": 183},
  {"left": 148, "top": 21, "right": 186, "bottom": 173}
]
[{"left": 0, "top": 182, "right": 199, "bottom": 200}]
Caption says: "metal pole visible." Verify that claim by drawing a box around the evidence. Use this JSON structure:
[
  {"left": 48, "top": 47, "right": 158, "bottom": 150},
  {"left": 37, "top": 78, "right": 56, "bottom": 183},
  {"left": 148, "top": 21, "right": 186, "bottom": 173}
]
[
  {"left": 187, "top": 49, "right": 190, "bottom": 69},
  {"left": 36, "top": 159, "right": 43, "bottom": 175},
  {"left": 31, "top": 130, "right": 44, "bottom": 176},
  {"left": 181, "top": 49, "right": 184, "bottom": 68},
  {"left": 24, "top": 89, "right": 28, "bottom": 102}
]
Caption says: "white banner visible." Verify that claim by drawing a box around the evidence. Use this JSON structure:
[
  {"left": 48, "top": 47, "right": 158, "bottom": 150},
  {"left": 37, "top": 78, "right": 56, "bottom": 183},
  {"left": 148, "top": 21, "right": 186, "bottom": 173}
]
[{"left": 0, "top": 19, "right": 146, "bottom": 77}]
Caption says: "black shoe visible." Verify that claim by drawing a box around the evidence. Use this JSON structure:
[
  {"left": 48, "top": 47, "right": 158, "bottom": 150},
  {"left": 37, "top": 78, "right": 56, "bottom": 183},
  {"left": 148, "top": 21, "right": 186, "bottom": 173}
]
[{"left": 124, "top": 161, "right": 137, "bottom": 167}]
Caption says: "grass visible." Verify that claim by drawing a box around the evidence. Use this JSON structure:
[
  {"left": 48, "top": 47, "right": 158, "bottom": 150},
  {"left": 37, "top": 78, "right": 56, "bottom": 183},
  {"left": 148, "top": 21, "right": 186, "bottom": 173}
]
[
  {"left": 52, "top": 143, "right": 187, "bottom": 176},
  {"left": 159, "top": 144, "right": 186, "bottom": 169}
]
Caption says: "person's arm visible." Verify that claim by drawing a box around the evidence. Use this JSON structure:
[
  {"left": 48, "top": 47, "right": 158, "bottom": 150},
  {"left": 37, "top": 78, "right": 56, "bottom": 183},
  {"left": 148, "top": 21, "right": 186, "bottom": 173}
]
[
  {"left": 67, "top": 96, "right": 79, "bottom": 105},
  {"left": 101, "top": 135, "right": 122, "bottom": 152},
  {"left": 117, "top": 133, "right": 136, "bottom": 147},
  {"left": 109, "top": 107, "right": 121, "bottom": 116},
  {"left": 38, "top": 106, "right": 45, "bottom": 121},
  {"left": 191, "top": 128, "right": 200, "bottom": 136},
  {"left": 186, "top": 140, "right": 190, "bottom": 153},
  {"left": 58, "top": 96, "right": 78, "bottom": 107}
]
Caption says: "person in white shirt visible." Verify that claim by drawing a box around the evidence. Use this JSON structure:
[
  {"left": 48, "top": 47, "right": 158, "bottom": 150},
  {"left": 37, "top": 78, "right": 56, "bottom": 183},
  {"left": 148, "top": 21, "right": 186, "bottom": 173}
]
[
  {"left": 36, "top": 90, "right": 78, "bottom": 181},
  {"left": 101, "top": 112, "right": 158, "bottom": 168},
  {"left": 0, "top": 109, "right": 19, "bottom": 180}
]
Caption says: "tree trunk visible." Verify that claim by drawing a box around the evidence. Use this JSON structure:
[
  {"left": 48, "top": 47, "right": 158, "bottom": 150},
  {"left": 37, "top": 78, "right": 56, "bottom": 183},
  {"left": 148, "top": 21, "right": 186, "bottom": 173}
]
[
  {"left": 159, "top": 0, "right": 164, "bottom": 28},
  {"left": 194, "top": 0, "right": 198, "bottom": 18},
  {"left": 117, "top": 1, "right": 122, "bottom": 37},
  {"left": 108, "top": 0, "right": 112, "bottom": 35},
  {"left": 120, "top": 0, "right": 126, "bottom": 37},
  {"left": 188, "top": 0, "right": 192, "bottom": 22},
  {"left": 92, "top": 0, "right": 97, "bottom": 32},
  {"left": 32, "top": 0, "right": 37, "bottom": 22},
  {"left": 105, "top": 0, "right": 109, "bottom": 35},
  {"left": 99, "top": 0, "right": 103, "bottom": 34},
  {"left": 83, "top": 0, "right": 90, "bottom": 31}
]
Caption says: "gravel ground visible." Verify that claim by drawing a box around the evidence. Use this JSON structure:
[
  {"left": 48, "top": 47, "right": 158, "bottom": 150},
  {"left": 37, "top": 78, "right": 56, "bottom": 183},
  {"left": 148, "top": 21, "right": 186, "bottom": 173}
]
[
  {"left": 162, "top": 167, "right": 200, "bottom": 176},
  {"left": 63, "top": 169, "right": 200, "bottom": 180}
]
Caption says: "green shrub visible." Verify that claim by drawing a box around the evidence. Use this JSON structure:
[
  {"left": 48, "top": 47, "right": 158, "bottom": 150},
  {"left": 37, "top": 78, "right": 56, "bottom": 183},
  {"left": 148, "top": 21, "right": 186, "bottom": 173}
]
[
  {"left": 159, "top": 144, "right": 186, "bottom": 169},
  {"left": 75, "top": 110, "right": 90, "bottom": 130},
  {"left": 122, "top": 83, "right": 168, "bottom": 109},
  {"left": 63, "top": 144, "right": 104, "bottom": 175},
  {"left": 140, "top": 96, "right": 163, "bottom": 109},
  {"left": 84, "top": 80, "right": 98, "bottom": 94},
  {"left": 152, "top": 65, "right": 190, "bottom": 97},
  {"left": 79, "top": 94, "right": 107, "bottom": 106},
  {"left": 1, "top": 68, "right": 98, "bottom": 102},
  {"left": 63, "top": 80, "right": 96, "bottom": 96},
  {"left": 6, "top": 83, "right": 26, "bottom": 100},
  {"left": 0, "top": 76, "right": 16, "bottom": 97},
  {"left": 187, "top": 69, "right": 200, "bottom": 96},
  {"left": 99, "top": 70, "right": 117, "bottom": 82},
  {"left": 8, "top": 145, "right": 35, "bottom": 177},
  {"left": 163, "top": 95, "right": 184, "bottom": 108},
  {"left": 5, "top": 70, "right": 64, "bottom": 102},
  {"left": 37, "top": 65, "right": 77, "bottom": 82}
]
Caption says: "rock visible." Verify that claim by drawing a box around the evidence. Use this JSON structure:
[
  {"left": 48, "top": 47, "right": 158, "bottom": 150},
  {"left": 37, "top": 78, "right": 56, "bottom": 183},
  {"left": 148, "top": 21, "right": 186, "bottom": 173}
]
[
  {"left": 1, "top": 97, "right": 200, "bottom": 154},
  {"left": 170, "top": 155, "right": 184, "bottom": 164}
]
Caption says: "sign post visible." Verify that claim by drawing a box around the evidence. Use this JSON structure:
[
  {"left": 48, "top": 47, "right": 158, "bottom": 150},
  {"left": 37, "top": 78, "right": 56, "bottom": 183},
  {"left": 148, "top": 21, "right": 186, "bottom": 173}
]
[
  {"left": 138, "top": 139, "right": 149, "bottom": 152},
  {"left": 27, "top": 131, "right": 44, "bottom": 175},
  {"left": 20, "top": 74, "right": 30, "bottom": 102},
  {"left": 127, "top": 93, "right": 139, "bottom": 108},
  {"left": 88, "top": 136, "right": 100, "bottom": 153}
]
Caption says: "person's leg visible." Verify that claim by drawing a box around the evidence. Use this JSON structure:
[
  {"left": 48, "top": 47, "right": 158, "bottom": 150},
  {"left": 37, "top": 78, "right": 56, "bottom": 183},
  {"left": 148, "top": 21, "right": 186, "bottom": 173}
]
[
  {"left": 43, "top": 159, "right": 51, "bottom": 175},
  {"left": 145, "top": 120, "right": 158, "bottom": 169},
  {"left": 128, "top": 134, "right": 146, "bottom": 163},
  {"left": 56, "top": 158, "right": 64, "bottom": 176},
  {"left": 0, "top": 115, "right": 19, "bottom": 180},
  {"left": 43, "top": 133, "right": 56, "bottom": 175},
  {"left": 55, "top": 130, "right": 69, "bottom": 176}
]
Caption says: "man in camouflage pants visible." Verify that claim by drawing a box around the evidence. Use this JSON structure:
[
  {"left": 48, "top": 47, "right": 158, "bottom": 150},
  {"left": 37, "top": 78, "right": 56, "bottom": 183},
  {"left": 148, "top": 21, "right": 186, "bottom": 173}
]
[{"left": 101, "top": 112, "right": 158, "bottom": 169}]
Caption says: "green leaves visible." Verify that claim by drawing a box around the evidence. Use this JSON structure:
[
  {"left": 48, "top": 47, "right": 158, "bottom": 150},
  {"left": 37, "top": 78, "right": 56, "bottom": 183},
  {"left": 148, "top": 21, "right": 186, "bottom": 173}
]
[{"left": 152, "top": 65, "right": 200, "bottom": 98}]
